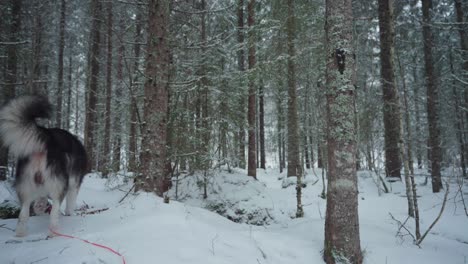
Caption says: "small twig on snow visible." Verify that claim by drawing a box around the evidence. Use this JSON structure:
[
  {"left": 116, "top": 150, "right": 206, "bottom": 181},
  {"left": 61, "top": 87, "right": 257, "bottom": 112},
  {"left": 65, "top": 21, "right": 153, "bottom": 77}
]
[
  {"left": 0, "top": 224, "right": 15, "bottom": 232},
  {"left": 30, "top": 257, "right": 48, "bottom": 264}
]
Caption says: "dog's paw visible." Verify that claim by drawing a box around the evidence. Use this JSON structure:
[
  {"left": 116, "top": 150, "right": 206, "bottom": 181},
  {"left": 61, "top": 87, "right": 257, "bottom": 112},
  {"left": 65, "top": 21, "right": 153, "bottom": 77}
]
[{"left": 15, "top": 227, "right": 27, "bottom": 237}]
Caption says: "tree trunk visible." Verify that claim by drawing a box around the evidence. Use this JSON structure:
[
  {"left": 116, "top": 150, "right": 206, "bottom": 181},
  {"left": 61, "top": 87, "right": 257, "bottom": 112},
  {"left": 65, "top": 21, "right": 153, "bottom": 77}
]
[
  {"left": 56, "top": 0, "right": 66, "bottom": 128},
  {"left": 413, "top": 57, "right": 423, "bottom": 169},
  {"left": 84, "top": 0, "right": 102, "bottom": 171},
  {"left": 259, "top": 82, "right": 266, "bottom": 169},
  {"left": 138, "top": 0, "right": 170, "bottom": 196},
  {"left": 128, "top": 11, "right": 142, "bottom": 173},
  {"left": 421, "top": 0, "right": 442, "bottom": 193},
  {"left": 247, "top": 0, "right": 257, "bottom": 179},
  {"left": 450, "top": 48, "right": 467, "bottom": 177},
  {"left": 378, "top": 0, "right": 401, "bottom": 179},
  {"left": 323, "top": 0, "right": 363, "bottom": 262},
  {"left": 454, "top": 0, "right": 468, "bottom": 169},
  {"left": 30, "top": 2, "right": 44, "bottom": 95},
  {"left": 66, "top": 54, "right": 72, "bottom": 131},
  {"left": 101, "top": 1, "right": 113, "bottom": 176},
  {"left": 113, "top": 19, "right": 125, "bottom": 172},
  {"left": 200, "top": 0, "right": 210, "bottom": 172},
  {"left": 237, "top": 0, "right": 246, "bottom": 169},
  {"left": 286, "top": 0, "right": 301, "bottom": 178}
]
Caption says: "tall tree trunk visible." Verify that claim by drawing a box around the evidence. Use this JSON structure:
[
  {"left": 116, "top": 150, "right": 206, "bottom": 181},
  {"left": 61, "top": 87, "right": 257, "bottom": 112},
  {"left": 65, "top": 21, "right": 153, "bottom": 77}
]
[
  {"left": 56, "top": 0, "right": 65, "bottom": 128},
  {"left": 128, "top": 11, "right": 142, "bottom": 173},
  {"left": 66, "top": 55, "right": 72, "bottom": 131},
  {"left": 138, "top": 0, "right": 170, "bottom": 195},
  {"left": 84, "top": 0, "right": 102, "bottom": 171},
  {"left": 113, "top": 20, "right": 124, "bottom": 172},
  {"left": 247, "top": 0, "right": 257, "bottom": 179},
  {"left": 323, "top": 0, "right": 363, "bottom": 262},
  {"left": 421, "top": 0, "right": 442, "bottom": 193},
  {"left": 413, "top": 56, "right": 423, "bottom": 169},
  {"left": 200, "top": 0, "right": 210, "bottom": 172},
  {"left": 259, "top": 81, "right": 266, "bottom": 169},
  {"left": 397, "top": 53, "right": 414, "bottom": 176},
  {"left": 378, "top": 0, "right": 401, "bottom": 179},
  {"left": 237, "top": 0, "right": 246, "bottom": 169},
  {"left": 30, "top": 2, "right": 44, "bottom": 95},
  {"left": 286, "top": 0, "right": 301, "bottom": 180},
  {"left": 277, "top": 99, "right": 283, "bottom": 173},
  {"left": 1, "top": 0, "right": 22, "bottom": 181},
  {"left": 454, "top": 0, "right": 468, "bottom": 169},
  {"left": 450, "top": 48, "right": 467, "bottom": 177},
  {"left": 101, "top": 1, "right": 113, "bottom": 176}
]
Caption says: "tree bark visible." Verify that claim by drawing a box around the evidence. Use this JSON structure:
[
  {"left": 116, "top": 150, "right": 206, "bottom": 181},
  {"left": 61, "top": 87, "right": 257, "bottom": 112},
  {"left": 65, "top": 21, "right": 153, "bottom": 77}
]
[
  {"left": 237, "top": 0, "right": 246, "bottom": 169},
  {"left": 378, "top": 0, "right": 401, "bottom": 179},
  {"left": 247, "top": 0, "right": 257, "bottom": 179},
  {"left": 84, "top": 0, "right": 102, "bottom": 171},
  {"left": 421, "top": 0, "right": 442, "bottom": 193},
  {"left": 138, "top": 0, "right": 171, "bottom": 195},
  {"left": 259, "top": 82, "right": 266, "bottom": 169},
  {"left": 454, "top": 0, "right": 468, "bottom": 170},
  {"left": 128, "top": 11, "right": 142, "bottom": 173},
  {"left": 287, "top": 0, "right": 301, "bottom": 179},
  {"left": 56, "top": 0, "right": 66, "bottom": 128},
  {"left": 323, "top": 0, "right": 363, "bottom": 262},
  {"left": 101, "top": 1, "right": 113, "bottom": 176}
]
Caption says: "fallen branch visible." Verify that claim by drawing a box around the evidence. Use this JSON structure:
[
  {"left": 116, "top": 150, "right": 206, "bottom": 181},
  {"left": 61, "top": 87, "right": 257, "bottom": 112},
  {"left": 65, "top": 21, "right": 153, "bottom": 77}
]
[
  {"left": 416, "top": 181, "right": 449, "bottom": 246},
  {"left": 118, "top": 184, "right": 136, "bottom": 204},
  {"left": 80, "top": 208, "right": 109, "bottom": 216},
  {"left": 389, "top": 213, "right": 418, "bottom": 246}
]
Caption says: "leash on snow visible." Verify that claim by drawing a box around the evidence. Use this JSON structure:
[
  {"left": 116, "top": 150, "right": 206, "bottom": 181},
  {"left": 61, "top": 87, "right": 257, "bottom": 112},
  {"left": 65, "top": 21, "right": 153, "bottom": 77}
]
[{"left": 49, "top": 228, "right": 126, "bottom": 264}]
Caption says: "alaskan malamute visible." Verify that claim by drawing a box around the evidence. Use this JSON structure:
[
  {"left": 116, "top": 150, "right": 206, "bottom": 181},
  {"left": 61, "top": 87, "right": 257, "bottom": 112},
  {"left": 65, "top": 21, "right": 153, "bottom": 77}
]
[{"left": 0, "top": 95, "right": 88, "bottom": 237}]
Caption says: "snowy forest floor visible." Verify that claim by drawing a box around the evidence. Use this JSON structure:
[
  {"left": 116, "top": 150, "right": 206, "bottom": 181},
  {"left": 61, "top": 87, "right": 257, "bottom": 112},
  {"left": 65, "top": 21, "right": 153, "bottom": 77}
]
[{"left": 0, "top": 167, "right": 467, "bottom": 264}]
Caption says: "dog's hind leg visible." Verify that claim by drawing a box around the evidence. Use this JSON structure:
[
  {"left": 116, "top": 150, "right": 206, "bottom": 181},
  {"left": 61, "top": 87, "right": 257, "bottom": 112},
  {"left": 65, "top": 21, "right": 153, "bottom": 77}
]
[
  {"left": 47, "top": 197, "right": 62, "bottom": 236},
  {"left": 65, "top": 178, "right": 79, "bottom": 216},
  {"left": 47, "top": 184, "right": 66, "bottom": 236},
  {"left": 16, "top": 198, "right": 33, "bottom": 237}
]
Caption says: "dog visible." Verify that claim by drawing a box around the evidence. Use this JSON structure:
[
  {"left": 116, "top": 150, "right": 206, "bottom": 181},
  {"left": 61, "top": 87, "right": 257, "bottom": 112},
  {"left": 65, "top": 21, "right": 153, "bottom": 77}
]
[{"left": 0, "top": 95, "right": 88, "bottom": 237}]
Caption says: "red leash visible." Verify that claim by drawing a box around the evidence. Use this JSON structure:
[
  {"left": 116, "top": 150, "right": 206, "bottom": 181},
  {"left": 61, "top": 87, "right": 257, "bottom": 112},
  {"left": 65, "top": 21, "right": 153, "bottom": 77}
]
[{"left": 49, "top": 228, "right": 126, "bottom": 264}]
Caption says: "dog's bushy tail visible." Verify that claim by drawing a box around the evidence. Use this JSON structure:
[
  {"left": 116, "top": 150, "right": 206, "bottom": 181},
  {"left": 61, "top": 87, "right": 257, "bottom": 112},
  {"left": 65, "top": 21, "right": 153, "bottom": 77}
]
[{"left": 0, "top": 96, "right": 51, "bottom": 158}]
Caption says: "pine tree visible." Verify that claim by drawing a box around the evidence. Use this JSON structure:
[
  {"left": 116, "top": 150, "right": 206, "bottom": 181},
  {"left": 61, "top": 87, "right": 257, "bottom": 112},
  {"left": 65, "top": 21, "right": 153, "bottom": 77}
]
[
  {"left": 84, "top": 0, "right": 102, "bottom": 171},
  {"left": 323, "top": 0, "right": 363, "bottom": 262},
  {"left": 421, "top": 0, "right": 442, "bottom": 193},
  {"left": 378, "top": 0, "right": 401, "bottom": 180},
  {"left": 138, "top": 0, "right": 171, "bottom": 195},
  {"left": 247, "top": 0, "right": 257, "bottom": 179}
]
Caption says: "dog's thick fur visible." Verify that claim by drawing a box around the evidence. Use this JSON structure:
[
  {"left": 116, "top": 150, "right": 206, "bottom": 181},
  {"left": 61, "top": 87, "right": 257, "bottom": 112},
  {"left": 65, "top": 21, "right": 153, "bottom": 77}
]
[{"left": 0, "top": 96, "right": 88, "bottom": 237}]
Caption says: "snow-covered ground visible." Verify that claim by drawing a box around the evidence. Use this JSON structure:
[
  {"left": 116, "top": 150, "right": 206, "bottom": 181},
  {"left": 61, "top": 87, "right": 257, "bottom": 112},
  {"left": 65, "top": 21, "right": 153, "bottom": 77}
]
[{"left": 0, "top": 168, "right": 467, "bottom": 264}]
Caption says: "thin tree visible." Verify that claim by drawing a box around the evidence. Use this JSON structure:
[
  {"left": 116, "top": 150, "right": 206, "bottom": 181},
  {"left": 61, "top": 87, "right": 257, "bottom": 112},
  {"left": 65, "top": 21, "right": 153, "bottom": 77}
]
[
  {"left": 138, "top": 0, "right": 171, "bottom": 195},
  {"left": 84, "top": 0, "right": 102, "bottom": 170},
  {"left": 237, "top": 0, "right": 246, "bottom": 169},
  {"left": 128, "top": 10, "right": 142, "bottom": 173},
  {"left": 421, "top": 0, "right": 442, "bottom": 193},
  {"left": 247, "top": 0, "right": 257, "bottom": 179},
  {"left": 323, "top": 0, "right": 363, "bottom": 262},
  {"left": 101, "top": 0, "right": 113, "bottom": 176},
  {"left": 56, "top": 0, "right": 66, "bottom": 127}
]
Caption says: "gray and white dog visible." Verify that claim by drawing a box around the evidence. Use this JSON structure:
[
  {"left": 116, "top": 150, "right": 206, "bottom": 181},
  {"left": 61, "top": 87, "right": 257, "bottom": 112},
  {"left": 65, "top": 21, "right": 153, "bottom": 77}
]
[{"left": 0, "top": 96, "right": 88, "bottom": 237}]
